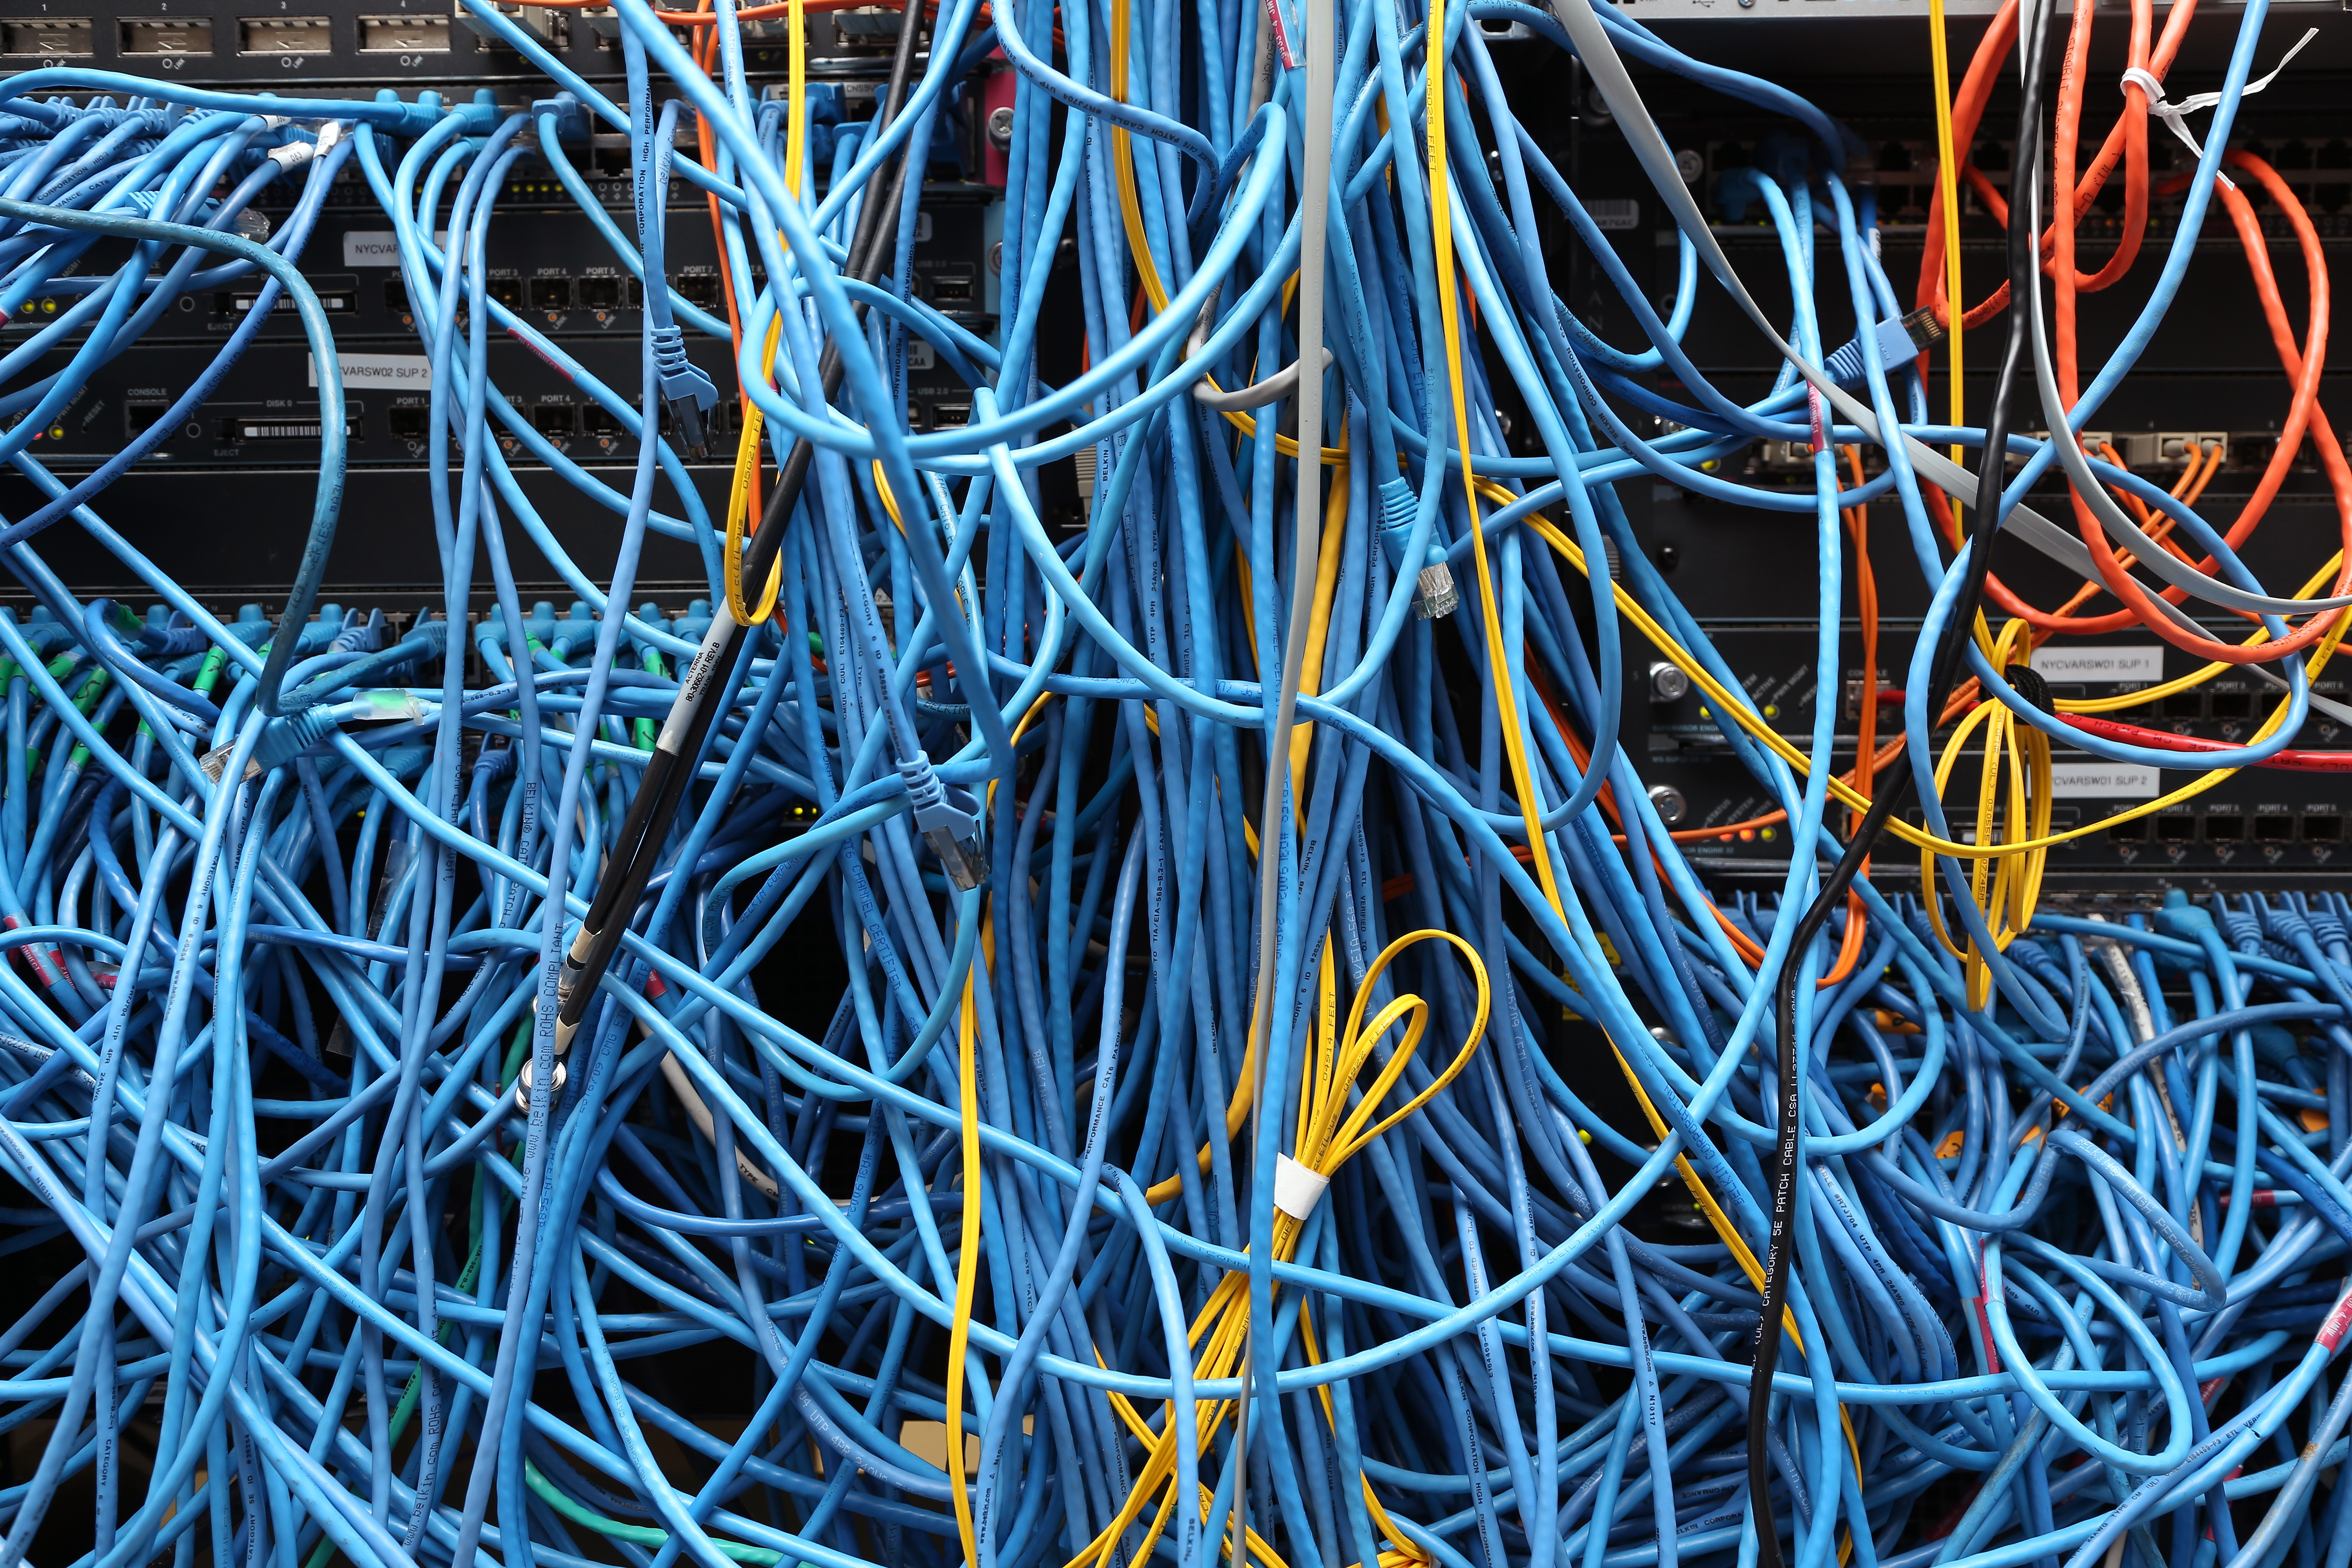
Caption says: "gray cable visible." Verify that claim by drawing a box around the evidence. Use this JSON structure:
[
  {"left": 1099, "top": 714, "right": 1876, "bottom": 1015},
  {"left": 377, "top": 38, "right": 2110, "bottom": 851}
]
[{"left": 1240, "top": 0, "right": 1337, "bottom": 1550}]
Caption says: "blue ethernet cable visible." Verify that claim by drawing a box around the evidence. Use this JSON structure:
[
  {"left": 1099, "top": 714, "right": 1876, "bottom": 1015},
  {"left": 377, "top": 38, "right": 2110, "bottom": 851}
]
[{"left": 0, "top": 7, "right": 2344, "bottom": 1568}]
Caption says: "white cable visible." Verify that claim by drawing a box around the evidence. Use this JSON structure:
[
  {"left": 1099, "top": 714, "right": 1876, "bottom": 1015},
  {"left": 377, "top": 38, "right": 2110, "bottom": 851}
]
[{"left": 2123, "top": 29, "right": 2316, "bottom": 178}]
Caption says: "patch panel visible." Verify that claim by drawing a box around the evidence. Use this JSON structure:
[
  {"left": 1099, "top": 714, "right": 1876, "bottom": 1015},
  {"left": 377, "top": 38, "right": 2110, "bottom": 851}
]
[
  {"left": 0, "top": 0, "right": 960, "bottom": 82},
  {"left": 2, "top": 189, "right": 1001, "bottom": 343}
]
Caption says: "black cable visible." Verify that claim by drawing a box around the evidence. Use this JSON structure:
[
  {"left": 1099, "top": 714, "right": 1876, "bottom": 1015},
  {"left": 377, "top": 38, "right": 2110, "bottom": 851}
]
[
  {"left": 1742, "top": 0, "right": 2053, "bottom": 1558},
  {"left": 550, "top": 0, "right": 932, "bottom": 1048}
]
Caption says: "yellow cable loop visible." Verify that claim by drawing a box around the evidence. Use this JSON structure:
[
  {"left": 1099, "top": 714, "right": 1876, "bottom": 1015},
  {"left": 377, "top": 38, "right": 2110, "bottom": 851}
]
[
  {"left": 725, "top": 315, "right": 786, "bottom": 626},
  {"left": 1918, "top": 620, "right": 2054, "bottom": 1008},
  {"left": 1068, "top": 931, "right": 1490, "bottom": 1568}
]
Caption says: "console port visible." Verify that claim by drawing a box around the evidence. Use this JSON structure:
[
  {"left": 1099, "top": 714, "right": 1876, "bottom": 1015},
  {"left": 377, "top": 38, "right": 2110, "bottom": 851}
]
[
  {"left": 530, "top": 404, "right": 577, "bottom": 439},
  {"left": 389, "top": 405, "right": 430, "bottom": 441},
  {"left": 2205, "top": 815, "right": 2245, "bottom": 842},
  {"left": 2155, "top": 814, "right": 2197, "bottom": 842},
  {"left": 577, "top": 274, "right": 622, "bottom": 309},
  {"left": 2108, "top": 817, "right": 2147, "bottom": 843},
  {"left": 528, "top": 276, "right": 572, "bottom": 311},
  {"left": 2209, "top": 692, "right": 2253, "bottom": 720},
  {"left": 0, "top": 18, "right": 92, "bottom": 54},
  {"left": 239, "top": 15, "right": 330, "bottom": 50},
  {"left": 2254, "top": 814, "right": 2296, "bottom": 842},
  {"left": 119, "top": 18, "right": 211, "bottom": 52},
  {"left": 125, "top": 401, "right": 171, "bottom": 437},
  {"left": 2161, "top": 692, "right": 2203, "bottom": 720},
  {"left": 929, "top": 273, "right": 976, "bottom": 305},
  {"left": 2307, "top": 815, "right": 2345, "bottom": 843},
  {"left": 675, "top": 273, "right": 720, "bottom": 310},
  {"left": 358, "top": 14, "right": 447, "bottom": 48}
]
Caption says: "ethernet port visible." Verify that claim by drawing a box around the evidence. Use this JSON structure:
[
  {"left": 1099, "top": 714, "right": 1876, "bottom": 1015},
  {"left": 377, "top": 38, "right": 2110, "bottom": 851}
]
[
  {"left": 675, "top": 273, "right": 720, "bottom": 310},
  {"left": 577, "top": 275, "right": 622, "bottom": 309},
  {"left": 2209, "top": 692, "right": 2253, "bottom": 720},
  {"left": 2154, "top": 814, "right": 2197, "bottom": 843},
  {"left": 389, "top": 405, "right": 430, "bottom": 441},
  {"left": 2307, "top": 816, "right": 2345, "bottom": 843},
  {"left": 584, "top": 403, "right": 623, "bottom": 440},
  {"left": 528, "top": 276, "right": 572, "bottom": 311},
  {"left": 530, "top": 404, "right": 577, "bottom": 439},
  {"left": 384, "top": 279, "right": 411, "bottom": 318},
  {"left": 125, "top": 401, "right": 170, "bottom": 438},
  {"left": 626, "top": 278, "right": 644, "bottom": 308},
  {"left": 2161, "top": 692, "right": 2203, "bottom": 720},
  {"left": 2109, "top": 818, "right": 2148, "bottom": 843},
  {"left": 2205, "top": 815, "right": 2245, "bottom": 842},
  {"left": 2254, "top": 815, "right": 2296, "bottom": 843},
  {"left": 487, "top": 276, "right": 523, "bottom": 309}
]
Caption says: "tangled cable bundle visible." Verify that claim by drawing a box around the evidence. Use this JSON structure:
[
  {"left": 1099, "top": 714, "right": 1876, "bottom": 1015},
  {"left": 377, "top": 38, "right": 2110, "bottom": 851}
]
[{"left": 1, "top": 0, "right": 2352, "bottom": 1561}]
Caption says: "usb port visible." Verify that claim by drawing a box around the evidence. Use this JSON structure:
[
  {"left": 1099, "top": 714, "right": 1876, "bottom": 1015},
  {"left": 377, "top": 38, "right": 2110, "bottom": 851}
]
[
  {"left": 0, "top": 18, "right": 92, "bottom": 54},
  {"left": 389, "top": 405, "right": 430, "bottom": 441},
  {"left": 577, "top": 275, "right": 621, "bottom": 309},
  {"left": 125, "top": 401, "right": 171, "bottom": 437},
  {"left": 528, "top": 276, "right": 572, "bottom": 311},
  {"left": 358, "top": 14, "right": 447, "bottom": 48},
  {"left": 931, "top": 403, "right": 970, "bottom": 428},
  {"left": 530, "top": 404, "right": 577, "bottom": 439},
  {"left": 928, "top": 274, "right": 975, "bottom": 305},
  {"left": 239, "top": 15, "right": 331, "bottom": 50},
  {"left": 119, "top": 17, "right": 211, "bottom": 52},
  {"left": 2254, "top": 815, "right": 2296, "bottom": 842}
]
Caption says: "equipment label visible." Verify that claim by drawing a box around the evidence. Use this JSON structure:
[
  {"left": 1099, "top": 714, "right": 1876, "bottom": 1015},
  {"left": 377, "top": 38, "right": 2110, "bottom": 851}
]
[
  {"left": 309, "top": 352, "right": 432, "bottom": 390},
  {"left": 2029, "top": 645, "right": 2164, "bottom": 683},
  {"left": 1588, "top": 199, "right": 1639, "bottom": 231},
  {"left": 2049, "top": 762, "right": 2161, "bottom": 799},
  {"left": 341, "top": 229, "right": 443, "bottom": 266}
]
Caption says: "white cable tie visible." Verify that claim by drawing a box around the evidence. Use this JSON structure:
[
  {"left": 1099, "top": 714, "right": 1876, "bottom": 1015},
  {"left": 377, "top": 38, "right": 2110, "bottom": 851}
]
[
  {"left": 1273, "top": 1153, "right": 1330, "bottom": 1220},
  {"left": 2122, "top": 29, "right": 2315, "bottom": 190}
]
